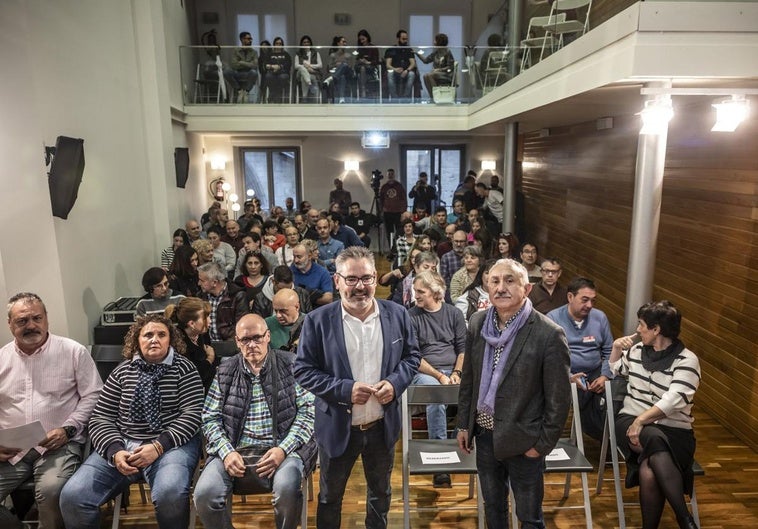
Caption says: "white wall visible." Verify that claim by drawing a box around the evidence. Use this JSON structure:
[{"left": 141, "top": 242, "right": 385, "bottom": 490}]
[{"left": 0, "top": 0, "right": 195, "bottom": 344}]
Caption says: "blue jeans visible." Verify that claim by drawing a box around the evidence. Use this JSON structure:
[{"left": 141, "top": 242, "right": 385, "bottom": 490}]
[
  {"left": 0, "top": 442, "right": 83, "bottom": 529},
  {"left": 60, "top": 435, "right": 200, "bottom": 529},
  {"left": 387, "top": 70, "right": 415, "bottom": 98},
  {"left": 412, "top": 371, "right": 451, "bottom": 440},
  {"left": 475, "top": 429, "right": 546, "bottom": 529},
  {"left": 317, "top": 422, "right": 394, "bottom": 529},
  {"left": 193, "top": 454, "right": 304, "bottom": 529},
  {"left": 332, "top": 63, "right": 353, "bottom": 99}
]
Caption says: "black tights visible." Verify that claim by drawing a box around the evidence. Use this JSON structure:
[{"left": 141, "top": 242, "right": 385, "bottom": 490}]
[{"left": 638, "top": 451, "right": 693, "bottom": 528}]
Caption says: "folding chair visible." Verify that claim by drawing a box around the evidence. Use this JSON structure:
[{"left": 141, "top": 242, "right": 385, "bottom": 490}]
[
  {"left": 401, "top": 384, "right": 484, "bottom": 529},
  {"left": 481, "top": 49, "right": 509, "bottom": 94},
  {"left": 192, "top": 55, "right": 226, "bottom": 104},
  {"left": 519, "top": 13, "right": 567, "bottom": 72},
  {"left": 432, "top": 61, "right": 458, "bottom": 104},
  {"left": 542, "top": 0, "right": 593, "bottom": 56},
  {"left": 596, "top": 379, "right": 704, "bottom": 529}
]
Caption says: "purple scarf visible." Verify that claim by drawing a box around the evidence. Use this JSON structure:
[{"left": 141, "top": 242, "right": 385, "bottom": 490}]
[{"left": 476, "top": 298, "right": 533, "bottom": 416}]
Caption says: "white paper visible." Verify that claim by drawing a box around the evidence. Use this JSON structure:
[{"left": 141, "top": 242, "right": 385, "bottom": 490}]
[
  {"left": 420, "top": 451, "right": 461, "bottom": 465},
  {"left": 546, "top": 447, "right": 569, "bottom": 461},
  {"left": 0, "top": 421, "right": 47, "bottom": 450}
]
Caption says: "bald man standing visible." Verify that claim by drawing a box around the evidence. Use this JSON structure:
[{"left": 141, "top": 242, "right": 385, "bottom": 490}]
[{"left": 265, "top": 289, "right": 305, "bottom": 350}]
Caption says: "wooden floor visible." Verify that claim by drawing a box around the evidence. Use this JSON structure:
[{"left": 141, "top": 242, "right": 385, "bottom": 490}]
[{"left": 88, "top": 407, "right": 758, "bottom": 528}]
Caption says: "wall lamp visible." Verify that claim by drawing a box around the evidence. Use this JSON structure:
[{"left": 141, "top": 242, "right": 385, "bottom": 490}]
[
  {"left": 481, "top": 160, "right": 497, "bottom": 171},
  {"left": 712, "top": 95, "right": 750, "bottom": 132},
  {"left": 210, "top": 157, "right": 226, "bottom": 170},
  {"left": 344, "top": 160, "right": 360, "bottom": 171}
]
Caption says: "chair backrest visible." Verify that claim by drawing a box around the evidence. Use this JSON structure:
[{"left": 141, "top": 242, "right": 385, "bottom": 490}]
[
  {"left": 212, "top": 340, "right": 239, "bottom": 358},
  {"left": 551, "top": 0, "right": 592, "bottom": 34},
  {"left": 485, "top": 50, "right": 508, "bottom": 70},
  {"left": 526, "top": 12, "right": 568, "bottom": 34},
  {"left": 90, "top": 344, "right": 125, "bottom": 383}
]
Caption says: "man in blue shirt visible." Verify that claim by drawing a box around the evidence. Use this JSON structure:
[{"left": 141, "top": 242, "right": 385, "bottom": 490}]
[
  {"left": 315, "top": 218, "right": 344, "bottom": 273},
  {"left": 547, "top": 277, "right": 613, "bottom": 439},
  {"left": 290, "top": 243, "right": 333, "bottom": 306},
  {"left": 328, "top": 212, "right": 364, "bottom": 248}
]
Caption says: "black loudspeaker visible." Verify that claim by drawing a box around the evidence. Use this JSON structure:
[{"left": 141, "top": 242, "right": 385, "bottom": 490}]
[
  {"left": 175, "top": 147, "right": 190, "bottom": 188},
  {"left": 47, "top": 136, "right": 85, "bottom": 219}
]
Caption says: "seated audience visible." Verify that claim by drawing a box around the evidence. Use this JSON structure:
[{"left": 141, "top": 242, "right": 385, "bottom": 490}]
[
  {"left": 455, "top": 259, "right": 496, "bottom": 324},
  {"left": 415, "top": 33, "right": 455, "bottom": 98},
  {"left": 409, "top": 271, "right": 467, "bottom": 487},
  {"left": 208, "top": 226, "right": 237, "bottom": 275},
  {"left": 222, "top": 220, "right": 245, "bottom": 255},
  {"left": 295, "top": 34, "right": 323, "bottom": 102},
  {"left": 265, "top": 288, "right": 306, "bottom": 351},
  {"left": 328, "top": 212, "right": 363, "bottom": 248},
  {"left": 345, "top": 201, "right": 375, "bottom": 248},
  {"left": 389, "top": 250, "right": 440, "bottom": 308},
  {"left": 449, "top": 245, "right": 483, "bottom": 300},
  {"left": 436, "top": 223, "right": 457, "bottom": 258},
  {"left": 192, "top": 238, "right": 216, "bottom": 266},
  {"left": 492, "top": 231, "right": 519, "bottom": 260},
  {"left": 385, "top": 29, "right": 416, "bottom": 99},
  {"left": 528, "top": 257, "right": 568, "bottom": 314},
  {"left": 224, "top": 31, "right": 259, "bottom": 103},
  {"left": 440, "top": 230, "right": 468, "bottom": 288},
  {"left": 316, "top": 218, "right": 344, "bottom": 273},
  {"left": 236, "top": 231, "right": 279, "bottom": 274},
  {"left": 276, "top": 226, "right": 301, "bottom": 266},
  {"left": 193, "top": 314, "right": 316, "bottom": 529},
  {"left": 198, "top": 262, "right": 249, "bottom": 341},
  {"left": 328, "top": 178, "right": 352, "bottom": 214},
  {"left": 135, "top": 267, "right": 186, "bottom": 317},
  {"left": 161, "top": 229, "right": 189, "bottom": 270},
  {"left": 291, "top": 242, "right": 333, "bottom": 306},
  {"left": 60, "top": 315, "right": 203, "bottom": 529},
  {"left": 392, "top": 218, "right": 417, "bottom": 268},
  {"left": 520, "top": 242, "right": 543, "bottom": 283},
  {"left": 252, "top": 265, "right": 312, "bottom": 318},
  {"left": 169, "top": 245, "right": 201, "bottom": 297},
  {"left": 185, "top": 219, "right": 205, "bottom": 243},
  {"left": 262, "top": 220, "right": 286, "bottom": 252},
  {"left": 165, "top": 297, "right": 217, "bottom": 394},
  {"left": 324, "top": 36, "right": 354, "bottom": 103},
  {"left": 234, "top": 250, "right": 271, "bottom": 309},
  {"left": 262, "top": 37, "right": 292, "bottom": 104}
]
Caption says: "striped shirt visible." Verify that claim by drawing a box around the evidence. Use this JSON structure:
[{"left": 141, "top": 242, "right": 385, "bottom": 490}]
[
  {"left": 89, "top": 350, "right": 204, "bottom": 461},
  {"left": 202, "top": 363, "right": 314, "bottom": 461},
  {"left": 611, "top": 343, "right": 701, "bottom": 430}
]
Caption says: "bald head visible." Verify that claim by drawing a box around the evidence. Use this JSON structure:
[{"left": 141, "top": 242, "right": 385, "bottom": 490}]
[
  {"left": 235, "top": 314, "right": 270, "bottom": 371},
  {"left": 236, "top": 313, "right": 267, "bottom": 336},
  {"left": 273, "top": 288, "right": 301, "bottom": 326}
]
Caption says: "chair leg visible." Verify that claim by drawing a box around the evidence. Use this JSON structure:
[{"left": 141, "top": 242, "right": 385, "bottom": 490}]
[
  {"left": 111, "top": 494, "right": 122, "bottom": 529},
  {"left": 581, "top": 472, "right": 593, "bottom": 529},
  {"left": 690, "top": 487, "right": 700, "bottom": 528},
  {"left": 597, "top": 417, "right": 610, "bottom": 493}
]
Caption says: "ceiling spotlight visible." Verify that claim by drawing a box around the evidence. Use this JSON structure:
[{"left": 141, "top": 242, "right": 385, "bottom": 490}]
[
  {"left": 639, "top": 97, "right": 673, "bottom": 135},
  {"left": 712, "top": 95, "right": 749, "bottom": 132},
  {"left": 362, "top": 131, "right": 390, "bottom": 149}
]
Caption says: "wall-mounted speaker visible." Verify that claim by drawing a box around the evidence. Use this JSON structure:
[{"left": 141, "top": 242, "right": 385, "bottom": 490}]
[
  {"left": 174, "top": 147, "right": 190, "bottom": 188},
  {"left": 47, "top": 136, "right": 85, "bottom": 219}
]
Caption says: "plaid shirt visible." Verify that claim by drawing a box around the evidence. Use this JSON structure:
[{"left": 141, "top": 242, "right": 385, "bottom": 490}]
[
  {"left": 202, "top": 363, "right": 314, "bottom": 461},
  {"left": 207, "top": 286, "right": 226, "bottom": 341}
]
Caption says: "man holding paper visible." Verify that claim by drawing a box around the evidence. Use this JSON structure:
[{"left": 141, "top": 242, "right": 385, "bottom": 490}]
[{"left": 0, "top": 292, "right": 102, "bottom": 529}]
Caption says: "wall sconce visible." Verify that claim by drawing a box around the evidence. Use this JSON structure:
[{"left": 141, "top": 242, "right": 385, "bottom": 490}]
[
  {"left": 639, "top": 97, "right": 673, "bottom": 135},
  {"left": 344, "top": 160, "right": 359, "bottom": 172},
  {"left": 481, "top": 160, "right": 496, "bottom": 171},
  {"left": 712, "top": 95, "right": 749, "bottom": 132},
  {"left": 210, "top": 157, "right": 226, "bottom": 170}
]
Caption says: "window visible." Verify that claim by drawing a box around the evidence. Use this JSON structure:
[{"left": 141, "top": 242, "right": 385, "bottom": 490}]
[
  {"left": 401, "top": 144, "right": 465, "bottom": 211},
  {"left": 240, "top": 148, "right": 300, "bottom": 210},
  {"left": 236, "top": 13, "right": 288, "bottom": 44},
  {"left": 408, "top": 14, "right": 464, "bottom": 77}
]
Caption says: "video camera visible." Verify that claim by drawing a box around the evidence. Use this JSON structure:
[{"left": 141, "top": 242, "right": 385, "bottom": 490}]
[{"left": 370, "top": 169, "right": 383, "bottom": 192}]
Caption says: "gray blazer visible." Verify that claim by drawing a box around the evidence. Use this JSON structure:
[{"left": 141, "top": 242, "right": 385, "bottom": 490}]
[{"left": 457, "top": 307, "right": 571, "bottom": 459}]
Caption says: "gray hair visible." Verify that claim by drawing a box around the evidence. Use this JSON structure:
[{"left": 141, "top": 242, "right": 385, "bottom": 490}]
[
  {"left": 413, "top": 271, "right": 446, "bottom": 301},
  {"left": 197, "top": 261, "right": 226, "bottom": 282},
  {"left": 7, "top": 292, "right": 46, "bottom": 319},
  {"left": 413, "top": 251, "right": 439, "bottom": 269},
  {"left": 335, "top": 246, "right": 376, "bottom": 274},
  {"left": 492, "top": 258, "right": 529, "bottom": 286},
  {"left": 462, "top": 245, "right": 483, "bottom": 259}
]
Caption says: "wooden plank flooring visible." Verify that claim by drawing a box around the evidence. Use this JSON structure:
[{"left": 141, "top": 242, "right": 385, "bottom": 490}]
[{"left": 93, "top": 403, "right": 758, "bottom": 529}]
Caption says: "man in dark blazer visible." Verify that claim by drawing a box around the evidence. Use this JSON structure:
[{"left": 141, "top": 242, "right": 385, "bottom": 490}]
[
  {"left": 456, "top": 258, "right": 570, "bottom": 529},
  {"left": 295, "top": 246, "right": 420, "bottom": 529}
]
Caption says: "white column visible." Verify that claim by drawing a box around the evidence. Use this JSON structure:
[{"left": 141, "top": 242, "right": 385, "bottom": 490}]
[{"left": 502, "top": 122, "right": 518, "bottom": 234}]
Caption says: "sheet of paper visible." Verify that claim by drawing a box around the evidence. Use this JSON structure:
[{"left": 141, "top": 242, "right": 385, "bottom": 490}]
[
  {"left": 0, "top": 421, "right": 47, "bottom": 450},
  {"left": 420, "top": 451, "right": 461, "bottom": 465},
  {"left": 546, "top": 447, "right": 569, "bottom": 461}
]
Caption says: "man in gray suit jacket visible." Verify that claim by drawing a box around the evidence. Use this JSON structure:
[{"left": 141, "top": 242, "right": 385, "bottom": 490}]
[{"left": 457, "top": 259, "right": 571, "bottom": 529}]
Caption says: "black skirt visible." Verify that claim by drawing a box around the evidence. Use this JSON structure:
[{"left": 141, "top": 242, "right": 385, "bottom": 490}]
[{"left": 615, "top": 413, "right": 696, "bottom": 495}]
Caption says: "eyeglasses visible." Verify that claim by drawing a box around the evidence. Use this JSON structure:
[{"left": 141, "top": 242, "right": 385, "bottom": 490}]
[
  {"left": 237, "top": 330, "right": 269, "bottom": 346},
  {"left": 336, "top": 273, "right": 376, "bottom": 286}
]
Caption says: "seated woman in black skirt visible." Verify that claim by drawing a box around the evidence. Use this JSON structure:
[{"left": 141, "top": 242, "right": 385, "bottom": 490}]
[{"left": 610, "top": 300, "right": 701, "bottom": 529}]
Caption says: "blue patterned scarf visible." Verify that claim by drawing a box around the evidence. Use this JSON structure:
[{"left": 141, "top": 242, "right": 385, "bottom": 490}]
[
  {"left": 476, "top": 298, "right": 532, "bottom": 416},
  {"left": 129, "top": 352, "right": 172, "bottom": 431}
]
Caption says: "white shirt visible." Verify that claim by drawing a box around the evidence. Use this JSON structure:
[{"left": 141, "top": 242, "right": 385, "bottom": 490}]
[
  {"left": 486, "top": 189, "right": 504, "bottom": 222},
  {"left": 341, "top": 300, "right": 384, "bottom": 426}
]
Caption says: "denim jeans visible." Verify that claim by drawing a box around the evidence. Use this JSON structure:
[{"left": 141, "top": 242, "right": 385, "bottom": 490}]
[
  {"left": 475, "top": 429, "right": 546, "bottom": 529},
  {"left": 412, "top": 371, "right": 452, "bottom": 440},
  {"left": 316, "top": 422, "right": 394, "bottom": 529},
  {"left": 60, "top": 435, "right": 200, "bottom": 529},
  {"left": 332, "top": 63, "right": 353, "bottom": 99},
  {"left": 387, "top": 70, "right": 415, "bottom": 98},
  {"left": 194, "top": 453, "right": 304, "bottom": 529},
  {"left": 0, "top": 442, "right": 83, "bottom": 529}
]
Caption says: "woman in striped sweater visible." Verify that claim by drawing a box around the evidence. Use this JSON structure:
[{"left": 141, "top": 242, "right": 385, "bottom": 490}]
[
  {"left": 61, "top": 314, "right": 204, "bottom": 529},
  {"left": 611, "top": 300, "right": 701, "bottom": 529}
]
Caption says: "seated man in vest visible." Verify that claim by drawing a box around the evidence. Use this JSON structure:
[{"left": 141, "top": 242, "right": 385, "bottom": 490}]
[
  {"left": 265, "top": 289, "right": 305, "bottom": 351},
  {"left": 194, "top": 314, "right": 316, "bottom": 529}
]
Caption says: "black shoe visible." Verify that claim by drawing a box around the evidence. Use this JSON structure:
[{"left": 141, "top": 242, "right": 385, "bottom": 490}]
[
  {"left": 433, "top": 473, "right": 451, "bottom": 488},
  {"left": 679, "top": 515, "right": 698, "bottom": 529}
]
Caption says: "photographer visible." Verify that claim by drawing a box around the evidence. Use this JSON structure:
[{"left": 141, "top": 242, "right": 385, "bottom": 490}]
[{"left": 408, "top": 172, "right": 437, "bottom": 214}]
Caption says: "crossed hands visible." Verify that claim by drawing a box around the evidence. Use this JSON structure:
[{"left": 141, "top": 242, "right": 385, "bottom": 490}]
[{"left": 352, "top": 380, "right": 395, "bottom": 406}]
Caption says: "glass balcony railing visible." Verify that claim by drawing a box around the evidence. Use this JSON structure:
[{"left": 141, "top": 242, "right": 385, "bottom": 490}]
[{"left": 180, "top": 43, "right": 552, "bottom": 106}]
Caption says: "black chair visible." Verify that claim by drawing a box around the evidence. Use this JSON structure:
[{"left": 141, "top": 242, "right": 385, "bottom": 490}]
[
  {"left": 90, "top": 344, "right": 125, "bottom": 383},
  {"left": 210, "top": 340, "right": 238, "bottom": 358}
]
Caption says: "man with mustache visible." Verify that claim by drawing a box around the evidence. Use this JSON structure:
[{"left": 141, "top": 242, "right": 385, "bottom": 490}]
[
  {"left": 457, "top": 259, "right": 570, "bottom": 529},
  {"left": 0, "top": 293, "right": 102, "bottom": 529},
  {"left": 295, "top": 246, "right": 420, "bottom": 529}
]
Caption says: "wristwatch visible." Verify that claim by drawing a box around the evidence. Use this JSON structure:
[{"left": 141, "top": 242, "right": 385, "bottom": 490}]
[{"left": 63, "top": 426, "right": 77, "bottom": 439}]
